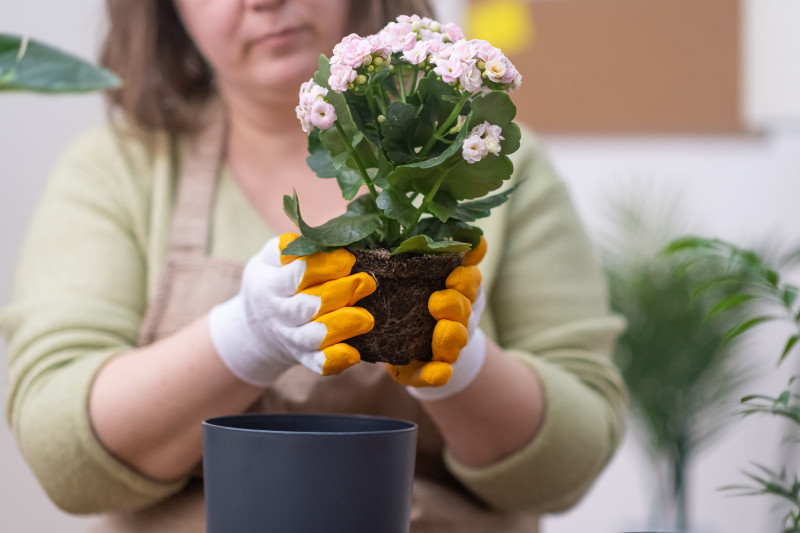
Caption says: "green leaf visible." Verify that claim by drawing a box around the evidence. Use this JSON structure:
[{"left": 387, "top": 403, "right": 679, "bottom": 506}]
[
  {"left": 283, "top": 191, "right": 300, "bottom": 226},
  {"left": 299, "top": 211, "right": 381, "bottom": 247},
  {"left": 723, "top": 315, "right": 775, "bottom": 344},
  {"left": 344, "top": 91, "right": 381, "bottom": 146},
  {"left": 779, "top": 334, "right": 799, "bottom": 366},
  {"left": 306, "top": 130, "right": 338, "bottom": 178},
  {"left": 451, "top": 182, "right": 521, "bottom": 222},
  {"left": 413, "top": 218, "right": 483, "bottom": 250},
  {"left": 387, "top": 124, "right": 469, "bottom": 193},
  {"left": 290, "top": 189, "right": 381, "bottom": 248},
  {"left": 705, "top": 293, "right": 757, "bottom": 322},
  {"left": 661, "top": 236, "right": 725, "bottom": 256},
  {"left": 782, "top": 285, "right": 798, "bottom": 308},
  {"left": 391, "top": 235, "right": 471, "bottom": 255},
  {"left": 439, "top": 155, "right": 514, "bottom": 200},
  {"left": 376, "top": 187, "right": 417, "bottom": 226},
  {"left": 427, "top": 190, "right": 458, "bottom": 222},
  {"left": 0, "top": 34, "right": 121, "bottom": 92},
  {"left": 346, "top": 193, "right": 380, "bottom": 216},
  {"left": 281, "top": 235, "right": 330, "bottom": 257},
  {"left": 330, "top": 151, "right": 363, "bottom": 201},
  {"left": 467, "top": 90, "right": 517, "bottom": 130}
]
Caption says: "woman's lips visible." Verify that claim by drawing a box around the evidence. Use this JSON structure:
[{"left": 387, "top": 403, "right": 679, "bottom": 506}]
[{"left": 252, "top": 26, "right": 307, "bottom": 49}]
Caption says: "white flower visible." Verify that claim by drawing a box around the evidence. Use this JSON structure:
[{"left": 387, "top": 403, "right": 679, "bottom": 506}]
[
  {"left": 462, "top": 121, "right": 504, "bottom": 162},
  {"left": 462, "top": 134, "right": 488, "bottom": 164}
]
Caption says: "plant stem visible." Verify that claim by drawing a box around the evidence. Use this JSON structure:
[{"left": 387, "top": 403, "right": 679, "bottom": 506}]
[
  {"left": 333, "top": 121, "right": 379, "bottom": 201},
  {"left": 418, "top": 93, "right": 470, "bottom": 158},
  {"left": 400, "top": 165, "right": 451, "bottom": 239},
  {"left": 410, "top": 66, "right": 419, "bottom": 95},
  {"left": 397, "top": 64, "right": 406, "bottom": 102}
]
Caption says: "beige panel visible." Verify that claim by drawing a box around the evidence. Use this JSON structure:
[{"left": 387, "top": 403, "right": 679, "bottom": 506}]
[{"left": 485, "top": 0, "right": 743, "bottom": 133}]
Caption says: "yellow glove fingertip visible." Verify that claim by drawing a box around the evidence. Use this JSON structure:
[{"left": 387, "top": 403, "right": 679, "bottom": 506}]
[
  {"left": 418, "top": 361, "right": 453, "bottom": 387},
  {"left": 432, "top": 320, "right": 468, "bottom": 364},
  {"left": 299, "top": 248, "right": 356, "bottom": 291},
  {"left": 462, "top": 236, "right": 487, "bottom": 267},
  {"left": 279, "top": 233, "right": 301, "bottom": 265},
  {"left": 316, "top": 307, "right": 374, "bottom": 349},
  {"left": 428, "top": 289, "right": 471, "bottom": 327},
  {"left": 321, "top": 343, "right": 360, "bottom": 375},
  {"left": 445, "top": 265, "right": 482, "bottom": 303}
]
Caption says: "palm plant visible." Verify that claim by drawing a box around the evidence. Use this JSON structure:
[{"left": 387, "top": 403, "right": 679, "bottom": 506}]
[
  {"left": 663, "top": 237, "right": 800, "bottom": 532},
  {"left": 599, "top": 193, "right": 751, "bottom": 532}
]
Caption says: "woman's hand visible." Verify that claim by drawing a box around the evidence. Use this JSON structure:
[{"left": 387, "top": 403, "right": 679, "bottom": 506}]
[{"left": 209, "top": 233, "right": 376, "bottom": 387}]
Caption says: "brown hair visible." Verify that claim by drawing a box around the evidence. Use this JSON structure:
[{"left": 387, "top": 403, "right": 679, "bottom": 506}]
[{"left": 101, "top": 0, "right": 434, "bottom": 135}]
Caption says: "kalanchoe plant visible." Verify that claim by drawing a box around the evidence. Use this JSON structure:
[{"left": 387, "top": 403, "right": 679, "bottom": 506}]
[{"left": 283, "top": 15, "right": 522, "bottom": 257}]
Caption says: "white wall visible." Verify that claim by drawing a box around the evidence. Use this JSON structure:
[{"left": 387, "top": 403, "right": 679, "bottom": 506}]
[
  {"left": 2, "top": 1, "right": 800, "bottom": 532},
  {"left": 1, "top": 1, "right": 105, "bottom": 531}
]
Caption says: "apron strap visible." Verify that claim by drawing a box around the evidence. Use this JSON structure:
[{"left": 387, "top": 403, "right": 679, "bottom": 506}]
[{"left": 169, "top": 100, "right": 228, "bottom": 256}]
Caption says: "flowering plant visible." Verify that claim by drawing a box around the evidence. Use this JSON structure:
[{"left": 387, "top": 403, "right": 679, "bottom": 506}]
[{"left": 284, "top": 15, "right": 522, "bottom": 257}]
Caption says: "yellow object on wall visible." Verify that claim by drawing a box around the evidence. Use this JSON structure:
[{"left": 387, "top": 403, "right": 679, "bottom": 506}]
[{"left": 464, "top": 0, "right": 535, "bottom": 56}]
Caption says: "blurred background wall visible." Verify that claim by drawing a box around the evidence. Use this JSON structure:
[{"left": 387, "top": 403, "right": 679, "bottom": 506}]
[{"left": 2, "top": 1, "right": 799, "bottom": 531}]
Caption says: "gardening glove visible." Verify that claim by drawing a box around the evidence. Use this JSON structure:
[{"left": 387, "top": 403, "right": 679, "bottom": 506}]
[
  {"left": 387, "top": 237, "right": 488, "bottom": 400},
  {"left": 209, "top": 233, "right": 376, "bottom": 387}
]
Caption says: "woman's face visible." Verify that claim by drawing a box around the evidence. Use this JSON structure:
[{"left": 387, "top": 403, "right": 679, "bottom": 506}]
[{"left": 173, "top": 0, "right": 350, "bottom": 104}]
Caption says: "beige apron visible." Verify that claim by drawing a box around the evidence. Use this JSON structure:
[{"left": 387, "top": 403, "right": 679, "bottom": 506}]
[{"left": 95, "top": 105, "right": 538, "bottom": 532}]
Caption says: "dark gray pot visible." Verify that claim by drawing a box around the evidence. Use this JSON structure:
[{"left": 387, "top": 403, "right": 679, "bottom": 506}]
[{"left": 203, "top": 413, "right": 418, "bottom": 533}]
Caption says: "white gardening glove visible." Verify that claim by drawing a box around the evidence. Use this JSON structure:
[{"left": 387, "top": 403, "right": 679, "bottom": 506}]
[
  {"left": 209, "top": 233, "right": 376, "bottom": 387},
  {"left": 387, "top": 237, "right": 488, "bottom": 401}
]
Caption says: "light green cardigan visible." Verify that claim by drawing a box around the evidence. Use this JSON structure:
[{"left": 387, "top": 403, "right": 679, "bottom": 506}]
[{"left": 2, "top": 123, "right": 626, "bottom": 516}]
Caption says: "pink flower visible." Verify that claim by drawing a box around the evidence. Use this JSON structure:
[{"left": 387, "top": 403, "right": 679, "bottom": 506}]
[
  {"left": 402, "top": 40, "right": 429, "bottom": 65},
  {"left": 332, "top": 33, "right": 376, "bottom": 68},
  {"left": 441, "top": 22, "right": 465, "bottom": 43},
  {"left": 459, "top": 65, "right": 483, "bottom": 93},
  {"left": 297, "top": 78, "right": 336, "bottom": 133},
  {"left": 328, "top": 63, "right": 357, "bottom": 93},
  {"left": 462, "top": 134, "right": 488, "bottom": 164},
  {"left": 379, "top": 21, "right": 417, "bottom": 52},
  {"left": 433, "top": 55, "right": 463, "bottom": 84},
  {"left": 309, "top": 99, "right": 337, "bottom": 130}
]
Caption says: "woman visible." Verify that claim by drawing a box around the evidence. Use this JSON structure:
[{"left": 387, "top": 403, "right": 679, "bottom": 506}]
[{"left": 1, "top": 0, "right": 626, "bottom": 530}]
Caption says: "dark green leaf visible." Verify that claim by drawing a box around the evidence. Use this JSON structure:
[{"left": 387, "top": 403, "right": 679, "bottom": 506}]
[
  {"left": 438, "top": 154, "right": 514, "bottom": 200},
  {"left": 413, "top": 218, "right": 483, "bottom": 250},
  {"left": 451, "top": 182, "right": 521, "bottom": 222},
  {"left": 299, "top": 211, "right": 381, "bottom": 247},
  {"left": 330, "top": 151, "right": 363, "bottom": 201},
  {"left": 387, "top": 125, "right": 469, "bottom": 193},
  {"left": 391, "top": 235, "right": 471, "bottom": 255},
  {"left": 346, "top": 193, "right": 380, "bottom": 216},
  {"left": 0, "top": 34, "right": 121, "bottom": 92},
  {"left": 344, "top": 91, "right": 381, "bottom": 146},
  {"left": 376, "top": 187, "right": 417, "bottom": 226},
  {"left": 467, "top": 90, "right": 517, "bottom": 130},
  {"left": 427, "top": 190, "right": 458, "bottom": 222},
  {"left": 281, "top": 235, "right": 330, "bottom": 257}
]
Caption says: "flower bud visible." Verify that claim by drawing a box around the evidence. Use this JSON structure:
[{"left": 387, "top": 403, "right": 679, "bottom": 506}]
[
  {"left": 355, "top": 74, "right": 367, "bottom": 85},
  {"left": 377, "top": 115, "right": 386, "bottom": 123}
]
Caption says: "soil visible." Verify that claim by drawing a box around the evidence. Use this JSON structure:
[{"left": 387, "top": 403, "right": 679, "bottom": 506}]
[{"left": 348, "top": 249, "right": 464, "bottom": 365}]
